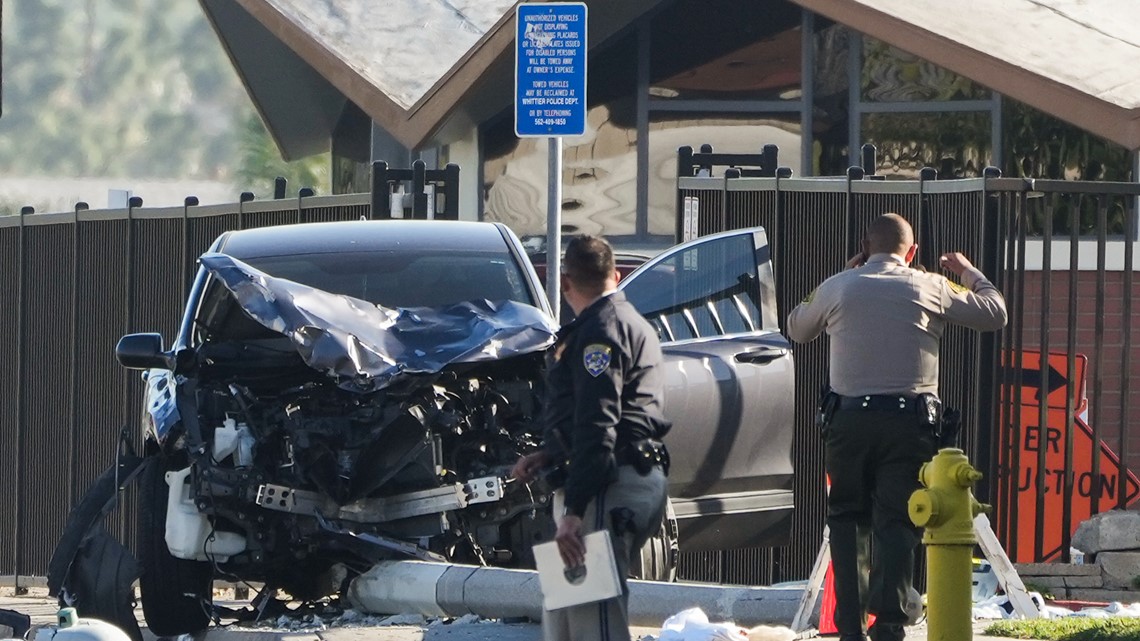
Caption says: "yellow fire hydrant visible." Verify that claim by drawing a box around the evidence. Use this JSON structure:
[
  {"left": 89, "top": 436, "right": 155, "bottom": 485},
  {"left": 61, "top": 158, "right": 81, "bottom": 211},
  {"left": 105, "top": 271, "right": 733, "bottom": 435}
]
[{"left": 908, "top": 448, "right": 990, "bottom": 641}]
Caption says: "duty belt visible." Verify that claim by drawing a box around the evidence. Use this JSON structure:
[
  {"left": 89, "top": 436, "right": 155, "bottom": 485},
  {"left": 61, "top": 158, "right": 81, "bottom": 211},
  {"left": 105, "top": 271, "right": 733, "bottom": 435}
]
[
  {"left": 617, "top": 439, "right": 670, "bottom": 476},
  {"left": 836, "top": 394, "right": 919, "bottom": 412},
  {"left": 836, "top": 393, "right": 943, "bottom": 427}
]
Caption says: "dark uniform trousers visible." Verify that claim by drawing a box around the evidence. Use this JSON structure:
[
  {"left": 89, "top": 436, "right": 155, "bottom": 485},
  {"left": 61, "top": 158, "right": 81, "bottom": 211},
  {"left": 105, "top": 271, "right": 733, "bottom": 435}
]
[
  {"left": 543, "top": 464, "right": 668, "bottom": 641},
  {"left": 825, "top": 408, "right": 936, "bottom": 641}
]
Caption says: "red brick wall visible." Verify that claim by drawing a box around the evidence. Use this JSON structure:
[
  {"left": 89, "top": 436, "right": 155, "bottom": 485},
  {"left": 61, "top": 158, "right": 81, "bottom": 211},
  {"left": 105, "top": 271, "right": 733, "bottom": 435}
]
[{"left": 1015, "top": 270, "right": 1140, "bottom": 486}]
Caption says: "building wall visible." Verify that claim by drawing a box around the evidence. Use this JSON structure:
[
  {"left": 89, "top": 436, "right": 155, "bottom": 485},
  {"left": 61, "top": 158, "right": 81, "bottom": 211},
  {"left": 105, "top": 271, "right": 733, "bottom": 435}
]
[{"left": 1016, "top": 269, "right": 1140, "bottom": 480}]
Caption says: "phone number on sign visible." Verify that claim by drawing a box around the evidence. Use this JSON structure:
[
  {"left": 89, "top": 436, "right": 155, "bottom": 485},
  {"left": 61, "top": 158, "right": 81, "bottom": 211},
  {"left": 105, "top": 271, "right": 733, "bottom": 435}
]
[{"left": 533, "top": 118, "right": 567, "bottom": 126}]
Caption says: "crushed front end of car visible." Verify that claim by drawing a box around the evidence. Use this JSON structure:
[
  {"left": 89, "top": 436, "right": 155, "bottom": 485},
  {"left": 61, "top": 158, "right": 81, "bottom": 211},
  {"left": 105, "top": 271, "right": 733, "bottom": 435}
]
[{"left": 50, "top": 254, "right": 559, "bottom": 636}]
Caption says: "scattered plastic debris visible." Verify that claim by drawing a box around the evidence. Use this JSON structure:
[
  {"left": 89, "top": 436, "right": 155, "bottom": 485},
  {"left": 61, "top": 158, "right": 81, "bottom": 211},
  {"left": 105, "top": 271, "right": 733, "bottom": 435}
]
[
  {"left": 231, "top": 608, "right": 491, "bottom": 632},
  {"left": 654, "top": 608, "right": 796, "bottom": 641},
  {"left": 973, "top": 593, "right": 1140, "bottom": 620}
]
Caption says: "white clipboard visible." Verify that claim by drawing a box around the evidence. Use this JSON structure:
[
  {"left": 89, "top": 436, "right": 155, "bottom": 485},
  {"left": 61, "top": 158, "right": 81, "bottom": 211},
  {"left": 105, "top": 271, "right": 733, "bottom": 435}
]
[{"left": 533, "top": 530, "right": 622, "bottom": 610}]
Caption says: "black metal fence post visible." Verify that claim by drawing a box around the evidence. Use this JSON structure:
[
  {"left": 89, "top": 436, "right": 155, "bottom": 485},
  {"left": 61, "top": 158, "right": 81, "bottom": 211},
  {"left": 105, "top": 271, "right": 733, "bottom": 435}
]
[
  {"left": 238, "top": 192, "right": 254, "bottom": 229},
  {"left": 1119, "top": 195, "right": 1135, "bottom": 509},
  {"left": 13, "top": 207, "right": 27, "bottom": 591},
  {"left": 976, "top": 166, "right": 1003, "bottom": 505},
  {"left": 182, "top": 197, "right": 197, "bottom": 302},
  {"left": 443, "top": 164, "right": 461, "bottom": 219},
  {"left": 861, "top": 143, "right": 877, "bottom": 177},
  {"left": 845, "top": 165, "right": 864, "bottom": 256},
  {"left": 412, "top": 160, "right": 428, "bottom": 218}
]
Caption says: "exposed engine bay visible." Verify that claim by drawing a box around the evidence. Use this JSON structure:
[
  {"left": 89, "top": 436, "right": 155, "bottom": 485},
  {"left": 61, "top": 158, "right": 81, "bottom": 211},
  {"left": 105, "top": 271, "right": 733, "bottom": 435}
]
[
  {"left": 154, "top": 253, "right": 564, "bottom": 598},
  {"left": 49, "top": 253, "right": 566, "bottom": 636},
  {"left": 177, "top": 351, "right": 555, "bottom": 592}
]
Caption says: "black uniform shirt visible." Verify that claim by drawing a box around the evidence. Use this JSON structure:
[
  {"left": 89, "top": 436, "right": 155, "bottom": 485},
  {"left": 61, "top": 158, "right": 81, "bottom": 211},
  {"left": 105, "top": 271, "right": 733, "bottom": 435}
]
[{"left": 543, "top": 291, "right": 671, "bottom": 517}]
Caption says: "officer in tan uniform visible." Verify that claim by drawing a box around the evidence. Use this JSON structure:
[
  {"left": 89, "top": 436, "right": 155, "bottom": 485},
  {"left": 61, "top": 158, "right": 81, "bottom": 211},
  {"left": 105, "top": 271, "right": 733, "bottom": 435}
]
[{"left": 787, "top": 213, "right": 1006, "bottom": 641}]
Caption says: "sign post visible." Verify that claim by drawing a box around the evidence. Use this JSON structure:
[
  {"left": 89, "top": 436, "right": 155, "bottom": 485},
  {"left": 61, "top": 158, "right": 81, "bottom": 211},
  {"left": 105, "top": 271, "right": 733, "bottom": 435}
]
[{"left": 515, "top": 2, "right": 587, "bottom": 322}]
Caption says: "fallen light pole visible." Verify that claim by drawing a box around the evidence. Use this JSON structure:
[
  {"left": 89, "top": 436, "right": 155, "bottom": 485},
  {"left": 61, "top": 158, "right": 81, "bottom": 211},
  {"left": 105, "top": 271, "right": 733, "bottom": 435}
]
[{"left": 347, "top": 561, "right": 803, "bottom": 627}]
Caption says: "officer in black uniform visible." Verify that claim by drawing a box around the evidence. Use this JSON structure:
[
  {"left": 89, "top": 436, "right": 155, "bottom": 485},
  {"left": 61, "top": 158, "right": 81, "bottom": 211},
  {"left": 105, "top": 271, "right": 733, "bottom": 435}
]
[
  {"left": 512, "top": 234, "right": 670, "bottom": 641},
  {"left": 787, "top": 214, "right": 1007, "bottom": 641}
]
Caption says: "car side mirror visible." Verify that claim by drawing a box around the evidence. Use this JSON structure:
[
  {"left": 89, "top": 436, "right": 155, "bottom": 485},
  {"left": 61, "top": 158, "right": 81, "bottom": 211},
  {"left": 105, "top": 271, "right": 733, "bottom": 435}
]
[{"left": 116, "top": 333, "right": 170, "bottom": 370}]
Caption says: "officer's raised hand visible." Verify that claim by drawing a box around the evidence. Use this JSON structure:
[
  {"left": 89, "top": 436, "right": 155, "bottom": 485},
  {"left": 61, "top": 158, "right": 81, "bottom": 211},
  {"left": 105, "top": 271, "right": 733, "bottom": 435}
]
[
  {"left": 555, "top": 513, "right": 587, "bottom": 568},
  {"left": 938, "top": 252, "right": 974, "bottom": 276}
]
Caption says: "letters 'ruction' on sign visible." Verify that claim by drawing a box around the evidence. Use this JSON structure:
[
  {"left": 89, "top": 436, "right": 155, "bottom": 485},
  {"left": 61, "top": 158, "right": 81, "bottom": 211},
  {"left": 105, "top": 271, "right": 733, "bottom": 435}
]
[
  {"left": 998, "top": 350, "right": 1140, "bottom": 562},
  {"left": 514, "top": 3, "right": 587, "bottom": 138}
]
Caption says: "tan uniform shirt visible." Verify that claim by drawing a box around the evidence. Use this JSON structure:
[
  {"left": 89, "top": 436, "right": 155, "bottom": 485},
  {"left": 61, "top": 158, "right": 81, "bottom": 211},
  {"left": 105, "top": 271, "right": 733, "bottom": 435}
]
[{"left": 786, "top": 253, "right": 1007, "bottom": 396}]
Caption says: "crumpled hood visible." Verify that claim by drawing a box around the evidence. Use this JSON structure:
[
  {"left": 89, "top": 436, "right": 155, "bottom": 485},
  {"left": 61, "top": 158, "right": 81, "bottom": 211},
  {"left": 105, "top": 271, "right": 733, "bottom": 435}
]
[{"left": 200, "top": 253, "right": 557, "bottom": 392}]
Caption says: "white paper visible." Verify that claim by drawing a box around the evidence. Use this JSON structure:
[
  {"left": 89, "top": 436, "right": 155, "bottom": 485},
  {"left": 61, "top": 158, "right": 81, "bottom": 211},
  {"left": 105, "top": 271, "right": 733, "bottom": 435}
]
[{"left": 533, "top": 530, "right": 622, "bottom": 610}]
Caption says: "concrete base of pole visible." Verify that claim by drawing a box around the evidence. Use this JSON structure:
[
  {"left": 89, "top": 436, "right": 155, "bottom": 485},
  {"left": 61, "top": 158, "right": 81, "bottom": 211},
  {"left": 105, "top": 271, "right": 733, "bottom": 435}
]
[{"left": 347, "top": 561, "right": 804, "bottom": 627}]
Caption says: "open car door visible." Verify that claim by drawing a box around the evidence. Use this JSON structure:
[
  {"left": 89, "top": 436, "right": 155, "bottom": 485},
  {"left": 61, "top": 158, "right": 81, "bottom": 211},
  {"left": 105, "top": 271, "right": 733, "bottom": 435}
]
[{"left": 619, "top": 227, "right": 794, "bottom": 551}]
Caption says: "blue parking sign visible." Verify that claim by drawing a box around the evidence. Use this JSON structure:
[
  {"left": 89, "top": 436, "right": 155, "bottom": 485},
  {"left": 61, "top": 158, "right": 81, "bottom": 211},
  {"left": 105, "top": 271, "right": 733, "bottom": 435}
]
[{"left": 515, "top": 3, "right": 587, "bottom": 138}]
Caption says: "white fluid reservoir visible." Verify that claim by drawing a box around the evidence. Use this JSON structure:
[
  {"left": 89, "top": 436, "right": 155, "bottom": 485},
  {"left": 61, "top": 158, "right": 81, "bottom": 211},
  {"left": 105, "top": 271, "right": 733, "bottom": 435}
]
[
  {"left": 164, "top": 467, "right": 247, "bottom": 562},
  {"left": 213, "top": 417, "right": 255, "bottom": 467}
]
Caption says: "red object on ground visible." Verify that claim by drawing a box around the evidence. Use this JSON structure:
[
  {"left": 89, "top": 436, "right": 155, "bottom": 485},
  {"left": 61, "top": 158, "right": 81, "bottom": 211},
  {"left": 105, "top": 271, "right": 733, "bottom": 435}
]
[
  {"left": 1047, "top": 599, "right": 1110, "bottom": 612},
  {"left": 819, "top": 560, "right": 875, "bottom": 634},
  {"left": 820, "top": 562, "right": 838, "bottom": 634}
]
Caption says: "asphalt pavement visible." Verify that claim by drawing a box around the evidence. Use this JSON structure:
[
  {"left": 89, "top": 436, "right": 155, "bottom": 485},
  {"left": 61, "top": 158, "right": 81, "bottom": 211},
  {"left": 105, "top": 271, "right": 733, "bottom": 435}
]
[{"left": 0, "top": 589, "right": 1039, "bottom": 641}]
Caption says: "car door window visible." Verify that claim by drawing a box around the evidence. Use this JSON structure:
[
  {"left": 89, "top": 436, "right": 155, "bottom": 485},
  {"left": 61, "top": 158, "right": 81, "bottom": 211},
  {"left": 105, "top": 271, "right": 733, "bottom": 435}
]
[{"left": 621, "top": 234, "right": 763, "bottom": 341}]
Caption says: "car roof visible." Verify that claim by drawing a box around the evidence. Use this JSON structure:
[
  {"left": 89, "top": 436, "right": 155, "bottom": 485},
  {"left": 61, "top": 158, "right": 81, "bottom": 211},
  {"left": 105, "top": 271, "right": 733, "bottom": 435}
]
[{"left": 216, "top": 220, "right": 511, "bottom": 259}]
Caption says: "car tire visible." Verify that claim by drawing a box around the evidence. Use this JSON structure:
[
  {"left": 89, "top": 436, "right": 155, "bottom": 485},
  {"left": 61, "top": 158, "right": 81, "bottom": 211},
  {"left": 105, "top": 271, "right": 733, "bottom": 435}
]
[
  {"left": 49, "top": 460, "right": 145, "bottom": 641},
  {"left": 138, "top": 456, "right": 213, "bottom": 637},
  {"left": 629, "top": 499, "right": 679, "bottom": 582}
]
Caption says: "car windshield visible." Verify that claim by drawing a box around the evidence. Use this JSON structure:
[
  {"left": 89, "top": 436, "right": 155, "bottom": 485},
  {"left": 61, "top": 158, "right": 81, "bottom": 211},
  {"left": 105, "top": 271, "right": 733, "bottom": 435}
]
[{"left": 243, "top": 249, "right": 535, "bottom": 309}]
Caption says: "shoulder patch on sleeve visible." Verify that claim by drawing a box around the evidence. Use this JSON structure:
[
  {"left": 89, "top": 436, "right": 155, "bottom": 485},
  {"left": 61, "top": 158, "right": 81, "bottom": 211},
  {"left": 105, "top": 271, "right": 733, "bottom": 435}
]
[
  {"left": 583, "top": 343, "right": 613, "bottom": 377},
  {"left": 801, "top": 288, "right": 817, "bottom": 304},
  {"left": 946, "top": 278, "right": 969, "bottom": 294}
]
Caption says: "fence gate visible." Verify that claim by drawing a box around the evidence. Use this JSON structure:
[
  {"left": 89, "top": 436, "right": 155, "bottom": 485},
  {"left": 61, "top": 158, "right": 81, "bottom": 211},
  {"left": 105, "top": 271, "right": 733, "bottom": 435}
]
[{"left": 672, "top": 145, "right": 1140, "bottom": 585}]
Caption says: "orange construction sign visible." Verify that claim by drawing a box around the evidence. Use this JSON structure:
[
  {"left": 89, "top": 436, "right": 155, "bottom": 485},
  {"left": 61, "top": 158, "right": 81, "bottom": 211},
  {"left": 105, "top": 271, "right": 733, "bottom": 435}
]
[{"left": 999, "top": 350, "right": 1140, "bottom": 562}]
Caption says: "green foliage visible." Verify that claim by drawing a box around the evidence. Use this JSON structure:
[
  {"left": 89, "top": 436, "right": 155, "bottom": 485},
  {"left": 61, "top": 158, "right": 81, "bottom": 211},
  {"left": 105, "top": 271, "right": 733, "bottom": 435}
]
[
  {"left": 235, "top": 112, "right": 330, "bottom": 199},
  {"left": 0, "top": 0, "right": 330, "bottom": 197},
  {"left": 0, "top": 0, "right": 247, "bottom": 179},
  {"left": 986, "top": 617, "right": 1140, "bottom": 641}
]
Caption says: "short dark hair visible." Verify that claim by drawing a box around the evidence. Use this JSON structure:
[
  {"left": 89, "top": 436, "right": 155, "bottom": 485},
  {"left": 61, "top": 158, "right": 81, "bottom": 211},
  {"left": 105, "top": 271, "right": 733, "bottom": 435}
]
[
  {"left": 563, "top": 235, "right": 615, "bottom": 292},
  {"left": 866, "top": 213, "right": 914, "bottom": 255}
]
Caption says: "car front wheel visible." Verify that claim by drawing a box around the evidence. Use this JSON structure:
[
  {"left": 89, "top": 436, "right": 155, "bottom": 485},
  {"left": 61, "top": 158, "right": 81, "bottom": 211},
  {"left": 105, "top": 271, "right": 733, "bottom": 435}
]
[{"left": 138, "top": 456, "right": 213, "bottom": 636}]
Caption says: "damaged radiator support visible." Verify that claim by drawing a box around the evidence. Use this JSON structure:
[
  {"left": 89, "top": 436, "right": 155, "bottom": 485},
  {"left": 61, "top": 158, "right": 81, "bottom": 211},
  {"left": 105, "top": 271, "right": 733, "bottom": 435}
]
[{"left": 255, "top": 476, "right": 505, "bottom": 522}]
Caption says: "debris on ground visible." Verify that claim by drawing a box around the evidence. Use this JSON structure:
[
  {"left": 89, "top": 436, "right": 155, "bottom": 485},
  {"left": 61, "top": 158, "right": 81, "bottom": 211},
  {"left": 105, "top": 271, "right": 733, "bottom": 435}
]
[
  {"left": 230, "top": 607, "right": 494, "bottom": 633},
  {"left": 974, "top": 592, "right": 1140, "bottom": 620},
  {"left": 646, "top": 608, "right": 795, "bottom": 641}
]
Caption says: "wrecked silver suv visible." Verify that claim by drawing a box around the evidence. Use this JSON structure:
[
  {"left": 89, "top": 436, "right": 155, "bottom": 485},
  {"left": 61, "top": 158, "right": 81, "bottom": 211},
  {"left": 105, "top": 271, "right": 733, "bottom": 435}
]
[{"left": 49, "top": 220, "right": 795, "bottom": 638}]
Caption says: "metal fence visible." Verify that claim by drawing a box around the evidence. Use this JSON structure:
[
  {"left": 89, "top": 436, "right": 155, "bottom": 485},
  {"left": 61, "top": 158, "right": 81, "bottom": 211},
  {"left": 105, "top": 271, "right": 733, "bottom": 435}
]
[
  {"left": 2, "top": 157, "right": 1138, "bottom": 590},
  {"left": 671, "top": 148, "right": 1140, "bottom": 585},
  {"left": 0, "top": 159, "right": 463, "bottom": 588}
]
